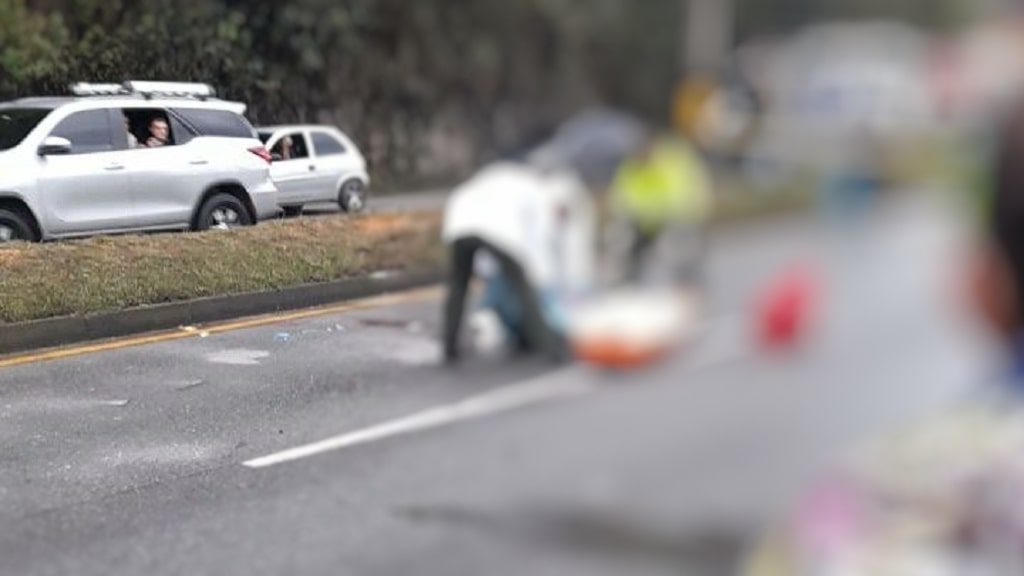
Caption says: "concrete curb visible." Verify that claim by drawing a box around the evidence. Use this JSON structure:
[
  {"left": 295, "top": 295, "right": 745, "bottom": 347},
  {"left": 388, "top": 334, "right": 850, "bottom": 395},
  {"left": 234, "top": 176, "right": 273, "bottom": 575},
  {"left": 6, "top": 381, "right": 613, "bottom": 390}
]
[{"left": 0, "top": 269, "right": 443, "bottom": 356}]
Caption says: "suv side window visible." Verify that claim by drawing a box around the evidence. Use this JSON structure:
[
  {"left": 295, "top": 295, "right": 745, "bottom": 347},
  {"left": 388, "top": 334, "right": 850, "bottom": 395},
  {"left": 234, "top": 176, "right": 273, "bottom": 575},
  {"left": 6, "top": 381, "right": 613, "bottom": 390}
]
[
  {"left": 173, "top": 109, "right": 256, "bottom": 139},
  {"left": 123, "top": 108, "right": 183, "bottom": 148},
  {"left": 169, "top": 115, "right": 196, "bottom": 145},
  {"left": 311, "top": 132, "right": 346, "bottom": 156},
  {"left": 50, "top": 109, "right": 116, "bottom": 154}
]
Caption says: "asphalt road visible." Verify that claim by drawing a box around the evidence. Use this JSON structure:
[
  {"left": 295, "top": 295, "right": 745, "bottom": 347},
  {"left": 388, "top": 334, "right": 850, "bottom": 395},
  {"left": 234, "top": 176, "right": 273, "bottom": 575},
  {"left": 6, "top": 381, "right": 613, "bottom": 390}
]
[
  {"left": 0, "top": 191, "right": 1000, "bottom": 575},
  {"left": 301, "top": 189, "right": 449, "bottom": 216}
]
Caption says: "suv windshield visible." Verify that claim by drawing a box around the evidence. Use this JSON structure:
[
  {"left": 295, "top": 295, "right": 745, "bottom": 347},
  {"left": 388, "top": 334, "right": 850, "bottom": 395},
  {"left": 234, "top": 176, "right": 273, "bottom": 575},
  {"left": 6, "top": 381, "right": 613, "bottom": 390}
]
[{"left": 0, "top": 108, "right": 51, "bottom": 151}]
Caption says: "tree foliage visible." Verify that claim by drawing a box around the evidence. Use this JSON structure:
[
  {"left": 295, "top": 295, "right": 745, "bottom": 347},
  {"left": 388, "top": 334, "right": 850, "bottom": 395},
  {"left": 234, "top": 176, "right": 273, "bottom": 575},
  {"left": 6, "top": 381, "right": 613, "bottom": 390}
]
[
  {"left": 1, "top": 0, "right": 683, "bottom": 184},
  {"left": 0, "top": 0, "right": 975, "bottom": 184},
  {"left": 734, "top": 0, "right": 974, "bottom": 41}
]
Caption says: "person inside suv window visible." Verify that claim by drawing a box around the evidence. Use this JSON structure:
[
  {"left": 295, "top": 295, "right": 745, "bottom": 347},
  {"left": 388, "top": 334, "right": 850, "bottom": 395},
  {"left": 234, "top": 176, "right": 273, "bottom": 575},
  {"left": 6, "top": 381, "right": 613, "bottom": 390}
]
[{"left": 143, "top": 117, "right": 171, "bottom": 148}]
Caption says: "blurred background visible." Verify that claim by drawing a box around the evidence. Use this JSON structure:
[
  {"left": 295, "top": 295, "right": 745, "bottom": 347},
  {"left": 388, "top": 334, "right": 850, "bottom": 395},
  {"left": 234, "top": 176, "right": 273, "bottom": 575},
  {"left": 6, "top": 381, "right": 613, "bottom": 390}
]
[{"left": 3, "top": 0, "right": 1018, "bottom": 194}]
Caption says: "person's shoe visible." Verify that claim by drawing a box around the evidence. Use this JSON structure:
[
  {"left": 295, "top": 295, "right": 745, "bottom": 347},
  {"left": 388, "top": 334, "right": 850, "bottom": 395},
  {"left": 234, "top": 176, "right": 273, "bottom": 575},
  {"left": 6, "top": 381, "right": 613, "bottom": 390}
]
[{"left": 544, "top": 338, "right": 574, "bottom": 365}]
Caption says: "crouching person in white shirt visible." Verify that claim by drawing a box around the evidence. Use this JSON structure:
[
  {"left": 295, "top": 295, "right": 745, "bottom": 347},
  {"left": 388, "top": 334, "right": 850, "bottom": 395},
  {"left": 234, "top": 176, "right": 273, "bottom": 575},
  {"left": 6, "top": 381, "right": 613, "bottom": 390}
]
[{"left": 441, "top": 159, "right": 596, "bottom": 364}]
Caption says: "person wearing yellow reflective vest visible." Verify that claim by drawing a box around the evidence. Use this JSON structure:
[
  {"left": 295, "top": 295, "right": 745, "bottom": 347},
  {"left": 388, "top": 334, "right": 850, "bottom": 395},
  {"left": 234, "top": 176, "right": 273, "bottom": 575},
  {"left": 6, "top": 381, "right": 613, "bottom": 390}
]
[{"left": 610, "top": 135, "right": 712, "bottom": 284}]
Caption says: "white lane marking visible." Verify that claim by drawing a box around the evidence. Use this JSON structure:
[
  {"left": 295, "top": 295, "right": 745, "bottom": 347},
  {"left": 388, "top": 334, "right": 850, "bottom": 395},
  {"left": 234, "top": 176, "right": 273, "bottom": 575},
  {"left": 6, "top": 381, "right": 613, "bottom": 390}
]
[
  {"left": 243, "top": 368, "right": 589, "bottom": 468},
  {"left": 243, "top": 311, "right": 751, "bottom": 470}
]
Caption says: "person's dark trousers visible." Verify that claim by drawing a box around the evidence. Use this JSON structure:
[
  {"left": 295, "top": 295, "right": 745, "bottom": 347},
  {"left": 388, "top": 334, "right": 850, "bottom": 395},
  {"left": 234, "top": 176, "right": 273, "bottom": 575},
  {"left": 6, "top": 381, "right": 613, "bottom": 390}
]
[
  {"left": 627, "top": 226, "right": 660, "bottom": 282},
  {"left": 627, "top": 223, "right": 707, "bottom": 287},
  {"left": 443, "top": 236, "right": 566, "bottom": 363}
]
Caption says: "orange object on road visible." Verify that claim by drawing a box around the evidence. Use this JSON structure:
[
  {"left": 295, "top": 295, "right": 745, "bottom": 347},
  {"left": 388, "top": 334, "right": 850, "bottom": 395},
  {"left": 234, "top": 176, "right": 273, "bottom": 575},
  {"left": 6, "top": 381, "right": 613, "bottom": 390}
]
[
  {"left": 568, "top": 289, "right": 697, "bottom": 369},
  {"left": 573, "top": 337, "right": 673, "bottom": 370}
]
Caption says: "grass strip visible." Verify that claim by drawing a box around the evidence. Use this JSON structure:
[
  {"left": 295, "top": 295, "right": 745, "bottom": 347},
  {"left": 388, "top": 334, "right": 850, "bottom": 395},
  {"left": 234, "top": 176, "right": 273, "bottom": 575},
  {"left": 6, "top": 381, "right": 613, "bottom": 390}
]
[{"left": 0, "top": 212, "right": 444, "bottom": 324}]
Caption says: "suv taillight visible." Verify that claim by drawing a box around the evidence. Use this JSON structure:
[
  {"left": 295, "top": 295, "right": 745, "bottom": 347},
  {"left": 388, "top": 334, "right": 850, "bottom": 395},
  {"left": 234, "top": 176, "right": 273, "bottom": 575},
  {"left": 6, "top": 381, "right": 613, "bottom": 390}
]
[{"left": 248, "top": 146, "right": 272, "bottom": 164}]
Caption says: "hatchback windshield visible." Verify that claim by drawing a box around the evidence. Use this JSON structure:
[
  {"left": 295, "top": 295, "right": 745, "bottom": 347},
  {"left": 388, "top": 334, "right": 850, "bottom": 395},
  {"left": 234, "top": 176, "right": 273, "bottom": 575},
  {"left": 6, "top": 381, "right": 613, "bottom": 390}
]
[{"left": 0, "top": 108, "right": 51, "bottom": 151}]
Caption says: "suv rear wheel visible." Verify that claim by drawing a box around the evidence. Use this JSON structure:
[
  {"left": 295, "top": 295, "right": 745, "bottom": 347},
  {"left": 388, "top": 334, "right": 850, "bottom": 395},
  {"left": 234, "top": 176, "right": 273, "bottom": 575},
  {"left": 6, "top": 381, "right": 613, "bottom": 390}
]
[
  {"left": 0, "top": 209, "right": 35, "bottom": 243},
  {"left": 196, "top": 194, "right": 252, "bottom": 231}
]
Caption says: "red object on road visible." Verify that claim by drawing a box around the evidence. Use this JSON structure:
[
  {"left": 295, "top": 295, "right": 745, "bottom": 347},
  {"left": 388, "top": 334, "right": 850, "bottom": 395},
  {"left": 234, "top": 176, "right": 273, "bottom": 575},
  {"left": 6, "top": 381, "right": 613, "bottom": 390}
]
[{"left": 756, "top": 265, "right": 819, "bottom": 349}]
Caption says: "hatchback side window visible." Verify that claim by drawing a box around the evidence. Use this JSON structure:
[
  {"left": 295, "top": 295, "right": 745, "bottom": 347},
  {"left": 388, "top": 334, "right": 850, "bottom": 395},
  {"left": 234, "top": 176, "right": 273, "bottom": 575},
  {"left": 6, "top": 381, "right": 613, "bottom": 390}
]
[
  {"left": 311, "top": 132, "right": 346, "bottom": 157},
  {"left": 270, "top": 132, "right": 310, "bottom": 161},
  {"left": 50, "top": 110, "right": 115, "bottom": 154}
]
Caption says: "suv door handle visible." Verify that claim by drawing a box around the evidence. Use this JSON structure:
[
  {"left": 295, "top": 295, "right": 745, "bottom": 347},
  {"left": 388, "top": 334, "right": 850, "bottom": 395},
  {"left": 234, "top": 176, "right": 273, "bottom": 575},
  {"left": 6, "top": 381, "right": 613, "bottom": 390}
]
[
  {"left": 190, "top": 159, "right": 209, "bottom": 166},
  {"left": 308, "top": 165, "right": 316, "bottom": 172},
  {"left": 104, "top": 163, "right": 125, "bottom": 171}
]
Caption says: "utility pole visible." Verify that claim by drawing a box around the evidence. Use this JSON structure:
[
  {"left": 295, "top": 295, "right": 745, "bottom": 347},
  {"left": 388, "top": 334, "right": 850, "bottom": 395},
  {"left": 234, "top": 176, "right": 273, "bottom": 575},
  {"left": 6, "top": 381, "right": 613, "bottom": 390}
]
[{"left": 683, "top": 0, "right": 734, "bottom": 75}]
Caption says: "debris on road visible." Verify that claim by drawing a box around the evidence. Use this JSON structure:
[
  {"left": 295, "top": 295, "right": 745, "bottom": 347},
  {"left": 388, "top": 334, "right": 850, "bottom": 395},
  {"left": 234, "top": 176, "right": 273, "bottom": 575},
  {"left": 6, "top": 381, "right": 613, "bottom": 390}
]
[
  {"left": 183, "top": 325, "right": 211, "bottom": 338},
  {"left": 394, "top": 340, "right": 442, "bottom": 366},
  {"left": 359, "top": 318, "right": 415, "bottom": 329},
  {"left": 206, "top": 349, "right": 270, "bottom": 366},
  {"left": 175, "top": 380, "right": 204, "bottom": 391}
]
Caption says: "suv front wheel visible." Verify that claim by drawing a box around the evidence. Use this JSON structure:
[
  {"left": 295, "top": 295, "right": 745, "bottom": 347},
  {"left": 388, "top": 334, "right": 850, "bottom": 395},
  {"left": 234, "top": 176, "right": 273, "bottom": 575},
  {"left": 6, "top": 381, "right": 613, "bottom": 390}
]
[
  {"left": 0, "top": 209, "right": 35, "bottom": 243},
  {"left": 196, "top": 194, "right": 253, "bottom": 231}
]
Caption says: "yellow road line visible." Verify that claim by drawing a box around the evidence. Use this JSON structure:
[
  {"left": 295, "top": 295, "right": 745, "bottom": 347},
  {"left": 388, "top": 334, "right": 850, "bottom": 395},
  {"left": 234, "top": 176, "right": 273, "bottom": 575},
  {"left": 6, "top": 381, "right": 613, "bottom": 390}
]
[{"left": 0, "top": 286, "right": 441, "bottom": 369}]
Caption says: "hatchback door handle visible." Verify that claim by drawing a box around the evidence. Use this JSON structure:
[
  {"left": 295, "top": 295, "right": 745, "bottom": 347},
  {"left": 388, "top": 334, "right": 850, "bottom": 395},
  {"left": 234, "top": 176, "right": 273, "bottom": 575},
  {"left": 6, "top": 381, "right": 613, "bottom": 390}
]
[
  {"left": 308, "top": 165, "right": 316, "bottom": 172},
  {"left": 104, "top": 163, "right": 125, "bottom": 171},
  {"left": 190, "top": 159, "right": 209, "bottom": 166}
]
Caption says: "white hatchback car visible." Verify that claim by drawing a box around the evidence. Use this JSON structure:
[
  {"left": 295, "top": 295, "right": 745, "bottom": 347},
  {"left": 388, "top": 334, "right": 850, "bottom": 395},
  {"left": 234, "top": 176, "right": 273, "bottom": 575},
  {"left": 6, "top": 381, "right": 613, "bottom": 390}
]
[{"left": 258, "top": 125, "right": 370, "bottom": 215}]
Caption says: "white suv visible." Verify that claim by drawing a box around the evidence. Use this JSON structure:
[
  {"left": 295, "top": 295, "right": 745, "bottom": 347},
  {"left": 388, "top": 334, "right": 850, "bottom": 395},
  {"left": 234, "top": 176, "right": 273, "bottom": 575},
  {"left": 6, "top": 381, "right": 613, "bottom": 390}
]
[{"left": 0, "top": 81, "right": 280, "bottom": 242}]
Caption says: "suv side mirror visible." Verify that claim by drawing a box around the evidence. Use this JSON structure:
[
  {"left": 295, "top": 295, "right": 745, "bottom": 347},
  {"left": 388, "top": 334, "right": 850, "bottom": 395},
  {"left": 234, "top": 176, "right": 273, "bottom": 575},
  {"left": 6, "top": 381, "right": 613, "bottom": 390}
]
[{"left": 38, "top": 136, "right": 73, "bottom": 156}]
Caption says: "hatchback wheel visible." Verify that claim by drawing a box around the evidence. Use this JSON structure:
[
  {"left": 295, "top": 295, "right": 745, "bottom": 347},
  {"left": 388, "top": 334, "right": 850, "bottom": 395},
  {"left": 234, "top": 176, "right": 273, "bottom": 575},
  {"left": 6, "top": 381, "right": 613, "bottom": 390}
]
[{"left": 339, "top": 179, "right": 367, "bottom": 214}]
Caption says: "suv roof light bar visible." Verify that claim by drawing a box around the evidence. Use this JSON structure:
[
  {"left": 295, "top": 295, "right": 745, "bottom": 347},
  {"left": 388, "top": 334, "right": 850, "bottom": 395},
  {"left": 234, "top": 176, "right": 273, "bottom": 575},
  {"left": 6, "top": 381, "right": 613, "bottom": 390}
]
[
  {"left": 70, "top": 83, "right": 131, "bottom": 96},
  {"left": 69, "top": 81, "right": 217, "bottom": 100},
  {"left": 124, "top": 81, "right": 216, "bottom": 100}
]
